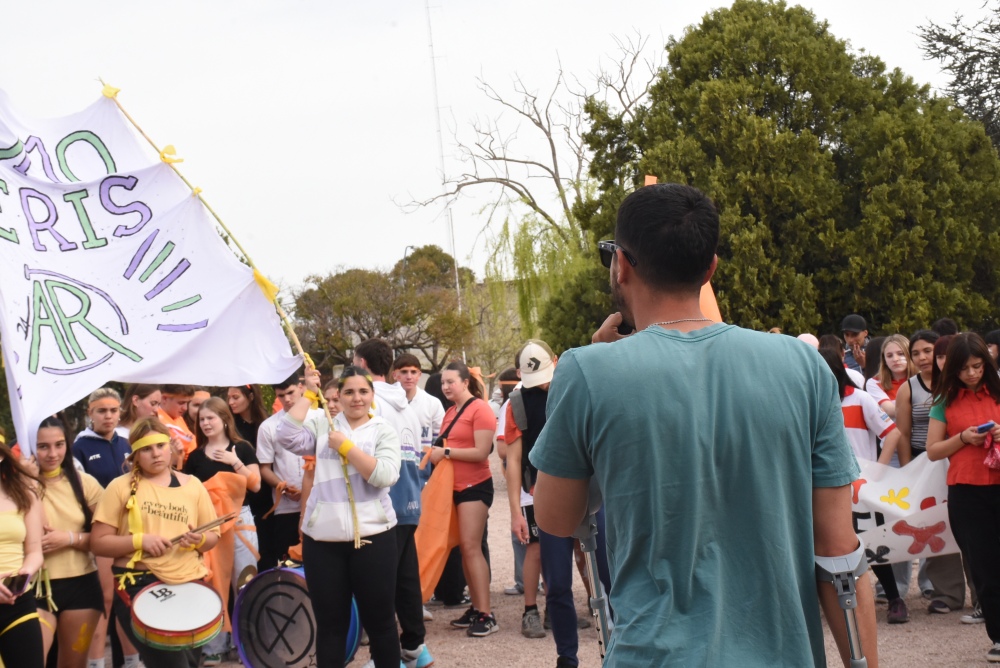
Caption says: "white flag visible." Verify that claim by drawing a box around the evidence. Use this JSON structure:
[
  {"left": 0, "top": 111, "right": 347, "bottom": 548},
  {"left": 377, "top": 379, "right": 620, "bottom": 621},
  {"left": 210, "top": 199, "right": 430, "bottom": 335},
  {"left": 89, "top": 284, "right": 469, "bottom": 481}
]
[
  {"left": 0, "top": 92, "right": 300, "bottom": 452},
  {"left": 854, "top": 456, "right": 958, "bottom": 564}
]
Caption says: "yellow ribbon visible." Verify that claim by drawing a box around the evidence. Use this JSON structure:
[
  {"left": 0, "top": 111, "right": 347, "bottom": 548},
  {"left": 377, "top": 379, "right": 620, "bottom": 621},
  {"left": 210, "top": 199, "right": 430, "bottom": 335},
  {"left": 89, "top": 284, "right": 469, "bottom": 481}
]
[
  {"left": 159, "top": 144, "right": 184, "bottom": 164},
  {"left": 125, "top": 495, "right": 144, "bottom": 569},
  {"left": 304, "top": 390, "right": 320, "bottom": 410},
  {"left": 254, "top": 268, "right": 279, "bottom": 304},
  {"left": 115, "top": 570, "right": 138, "bottom": 592},
  {"left": 33, "top": 569, "right": 57, "bottom": 613},
  {"left": 131, "top": 432, "right": 169, "bottom": 453},
  {"left": 0, "top": 612, "right": 39, "bottom": 637},
  {"left": 101, "top": 83, "right": 120, "bottom": 99},
  {"left": 192, "top": 187, "right": 202, "bottom": 196}
]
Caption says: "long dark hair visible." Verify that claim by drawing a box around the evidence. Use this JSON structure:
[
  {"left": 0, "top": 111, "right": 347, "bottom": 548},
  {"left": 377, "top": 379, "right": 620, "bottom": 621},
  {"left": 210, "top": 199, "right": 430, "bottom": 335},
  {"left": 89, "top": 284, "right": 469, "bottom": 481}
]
[
  {"left": 931, "top": 334, "right": 955, "bottom": 393},
  {"left": 863, "top": 336, "right": 885, "bottom": 382},
  {"left": 444, "top": 361, "right": 484, "bottom": 400},
  {"left": 0, "top": 437, "right": 39, "bottom": 515},
  {"left": 228, "top": 385, "right": 268, "bottom": 427},
  {"left": 424, "top": 373, "right": 452, "bottom": 410},
  {"left": 820, "top": 348, "right": 858, "bottom": 400},
  {"left": 37, "top": 417, "right": 93, "bottom": 530},
  {"left": 934, "top": 333, "right": 1000, "bottom": 407}
]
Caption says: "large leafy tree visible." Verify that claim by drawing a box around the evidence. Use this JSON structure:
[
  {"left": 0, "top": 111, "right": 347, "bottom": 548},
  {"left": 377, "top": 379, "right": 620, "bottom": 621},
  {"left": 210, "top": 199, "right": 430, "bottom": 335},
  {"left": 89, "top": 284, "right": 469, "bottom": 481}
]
[
  {"left": 294, "top": 247, "right": 475, "bottom": 374},
  {"left": 561, "top": 0, "right": 1000, "bottom": 348}
]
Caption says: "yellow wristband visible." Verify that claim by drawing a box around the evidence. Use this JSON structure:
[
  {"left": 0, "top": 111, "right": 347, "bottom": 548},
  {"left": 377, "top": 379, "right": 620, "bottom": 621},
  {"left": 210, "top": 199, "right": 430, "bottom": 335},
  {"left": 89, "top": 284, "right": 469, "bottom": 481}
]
[
  {"left": 132, "top": 534, "right": 143, "bottom": 550},
  {"left": 304, "top": 390, "right": 321, "bottom": 409},
  {"left": 196, "top": 534, "right": 207, "bottom": 549},
  {"left": 337, "top": 439, "right": 355, "bottom": 458}
]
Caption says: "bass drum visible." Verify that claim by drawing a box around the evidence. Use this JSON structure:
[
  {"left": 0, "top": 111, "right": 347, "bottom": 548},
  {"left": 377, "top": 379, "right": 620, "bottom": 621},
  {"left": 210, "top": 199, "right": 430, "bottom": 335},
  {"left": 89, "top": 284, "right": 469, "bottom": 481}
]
[{"left": 233, "top": 566, "right": 361, "bottom": 667}]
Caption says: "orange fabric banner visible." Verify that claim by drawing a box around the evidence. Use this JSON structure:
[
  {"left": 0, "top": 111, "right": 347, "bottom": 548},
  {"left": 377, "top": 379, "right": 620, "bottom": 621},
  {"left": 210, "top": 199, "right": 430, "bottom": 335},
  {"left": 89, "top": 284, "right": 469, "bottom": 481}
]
[
  {"left": 201, "top": 472, "right": 247, "bottom": 633},
  {"left": 414, "top": 454, "right": 460, "bottom": 602}
]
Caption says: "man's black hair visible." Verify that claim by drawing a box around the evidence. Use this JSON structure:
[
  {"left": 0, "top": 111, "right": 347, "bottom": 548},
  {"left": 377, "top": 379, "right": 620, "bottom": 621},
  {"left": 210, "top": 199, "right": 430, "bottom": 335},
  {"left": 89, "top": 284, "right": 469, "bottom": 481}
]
[
  {"left": 272, "top": 369, "right": 304, "bottom": 391},
  {"left": 931, "top": 318, "right": 959, "bottom": 336},
  {"left": 985, "top": 330, "right": 1000, "bottom": 347},
  {"left": 614, "top": 183, "right": 719, "bottom": 292},
  {"left": 354, "top": 338, "right": 393, "bottom": 377}
]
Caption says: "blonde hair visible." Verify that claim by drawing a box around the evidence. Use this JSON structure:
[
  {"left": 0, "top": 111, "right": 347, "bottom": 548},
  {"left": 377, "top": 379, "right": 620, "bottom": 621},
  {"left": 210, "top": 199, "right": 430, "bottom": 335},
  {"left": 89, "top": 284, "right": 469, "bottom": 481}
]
[
  {"left": 88, "top": 387, "right": 122, "bottom": 405},
  {"left": 878, "top": 334, "right": 917, "bottom": 391}
]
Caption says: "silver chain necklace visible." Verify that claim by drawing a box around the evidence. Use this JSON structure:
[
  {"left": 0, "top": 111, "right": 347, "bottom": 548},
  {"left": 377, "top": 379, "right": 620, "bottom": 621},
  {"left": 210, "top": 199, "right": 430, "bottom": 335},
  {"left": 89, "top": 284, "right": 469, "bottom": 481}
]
[{"left": 645, "top": 317, "right": 713, "bottom": 330}]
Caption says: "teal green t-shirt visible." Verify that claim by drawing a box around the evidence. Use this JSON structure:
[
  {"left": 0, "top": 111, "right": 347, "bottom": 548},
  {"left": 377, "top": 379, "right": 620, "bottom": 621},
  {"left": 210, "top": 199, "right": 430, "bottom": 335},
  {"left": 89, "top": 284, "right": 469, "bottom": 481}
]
[{"left": 529, "top": 324, "right": 858, "bottom": 667}]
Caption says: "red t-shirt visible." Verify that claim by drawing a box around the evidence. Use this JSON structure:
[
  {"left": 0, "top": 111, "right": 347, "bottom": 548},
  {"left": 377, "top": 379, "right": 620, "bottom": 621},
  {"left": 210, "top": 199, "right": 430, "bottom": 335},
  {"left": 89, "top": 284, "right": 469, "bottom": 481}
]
[
  {"left": 441, "top": 398, "right": 496, "bottom": 491},
  {"left": 938, "top": 387, "right": 1000, "bottom": 486}
]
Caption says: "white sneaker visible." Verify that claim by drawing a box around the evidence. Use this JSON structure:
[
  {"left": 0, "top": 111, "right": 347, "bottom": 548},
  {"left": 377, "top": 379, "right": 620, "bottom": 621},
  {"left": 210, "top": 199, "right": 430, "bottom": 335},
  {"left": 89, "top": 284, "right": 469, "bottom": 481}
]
[
  {"left": 987, "top": 642, "right": 1000, "bottom": 663},
  {"left": 962, "top": 605, "right": 986, "bottom": 624},
  {"left": 423, "top": 605, "right": 434, "bottom": 621}
]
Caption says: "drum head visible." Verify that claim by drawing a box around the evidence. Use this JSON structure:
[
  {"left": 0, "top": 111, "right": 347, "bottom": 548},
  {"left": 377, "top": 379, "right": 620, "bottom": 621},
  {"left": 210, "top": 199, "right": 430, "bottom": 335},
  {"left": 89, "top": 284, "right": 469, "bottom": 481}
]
[
  {"left": 132, "top": 582, "right": 222, "bottom": 633},
  {"left": 234, "top": 567, "right": 359, "bottom": 668}
]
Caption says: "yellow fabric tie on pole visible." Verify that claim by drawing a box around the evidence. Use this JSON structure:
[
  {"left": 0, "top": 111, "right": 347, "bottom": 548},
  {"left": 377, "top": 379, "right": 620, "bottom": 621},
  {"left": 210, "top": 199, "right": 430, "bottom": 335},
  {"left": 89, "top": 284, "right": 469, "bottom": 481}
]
[
  {"left": 159, "top": 145, "right": 184, "bottom": 164},
  {"left": 99, "top": 79, "right": 370, "bottom": 548},
  {"left": 102, "top": 84, "right": 120, "bottom": 99},
  {"left": 253, "top": 269, "right": 279, "bottom": 305}
]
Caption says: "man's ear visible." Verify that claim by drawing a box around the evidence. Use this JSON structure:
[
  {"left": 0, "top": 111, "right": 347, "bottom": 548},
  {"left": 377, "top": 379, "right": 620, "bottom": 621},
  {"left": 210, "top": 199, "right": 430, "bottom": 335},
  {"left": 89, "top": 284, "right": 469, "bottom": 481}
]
[{"left": 703, "top": 255, "right": 718, "bottom": 285}]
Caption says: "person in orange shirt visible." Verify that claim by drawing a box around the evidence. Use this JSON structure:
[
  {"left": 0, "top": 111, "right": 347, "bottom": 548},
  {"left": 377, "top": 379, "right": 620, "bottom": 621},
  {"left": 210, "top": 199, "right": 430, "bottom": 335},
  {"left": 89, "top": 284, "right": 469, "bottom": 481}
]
[{"left": 157, "top": 385, "right": 196, "bottom": 468}]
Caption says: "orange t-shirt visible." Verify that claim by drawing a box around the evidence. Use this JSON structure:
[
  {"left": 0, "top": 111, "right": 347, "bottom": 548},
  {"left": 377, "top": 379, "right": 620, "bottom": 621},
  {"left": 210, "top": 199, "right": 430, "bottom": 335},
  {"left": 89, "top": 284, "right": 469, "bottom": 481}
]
[
  {"left": 157, "top": 408, "right": 196, "bottom": 464},
  {"left": 441, "top": 399, "right": 496, "bottom": 491}
]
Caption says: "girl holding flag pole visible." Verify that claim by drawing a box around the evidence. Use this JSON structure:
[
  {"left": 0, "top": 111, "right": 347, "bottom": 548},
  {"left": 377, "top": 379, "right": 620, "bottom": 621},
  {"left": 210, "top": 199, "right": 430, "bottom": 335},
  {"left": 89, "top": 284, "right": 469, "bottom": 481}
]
[{"left": 276, "top": 366, "right": 401, "bottom": 667}]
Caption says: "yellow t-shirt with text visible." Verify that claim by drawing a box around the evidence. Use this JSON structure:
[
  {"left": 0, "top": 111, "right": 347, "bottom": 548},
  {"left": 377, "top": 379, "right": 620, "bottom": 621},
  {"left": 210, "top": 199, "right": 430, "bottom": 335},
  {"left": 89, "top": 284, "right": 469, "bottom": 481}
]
[
  {"left": 93, "top": 473, "right": 218, "bottom": 584},
  {"left": 41, "top": 473, "right": 103, "bottom": 579}
]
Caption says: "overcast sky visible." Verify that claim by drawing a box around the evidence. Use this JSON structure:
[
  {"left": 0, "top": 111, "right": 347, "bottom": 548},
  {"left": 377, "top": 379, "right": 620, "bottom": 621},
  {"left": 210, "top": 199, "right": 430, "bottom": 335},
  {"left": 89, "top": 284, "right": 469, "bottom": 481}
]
[{"left": 0, "top": 1, "right": 988, "bottom": 293}]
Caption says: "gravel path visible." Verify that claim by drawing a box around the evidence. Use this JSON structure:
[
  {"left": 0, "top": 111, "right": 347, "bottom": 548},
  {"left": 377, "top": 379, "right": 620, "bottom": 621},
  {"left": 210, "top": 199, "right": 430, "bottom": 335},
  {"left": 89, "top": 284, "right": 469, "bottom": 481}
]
[{"left": 214, "top": 454, "right": 992, "bottom": 667}]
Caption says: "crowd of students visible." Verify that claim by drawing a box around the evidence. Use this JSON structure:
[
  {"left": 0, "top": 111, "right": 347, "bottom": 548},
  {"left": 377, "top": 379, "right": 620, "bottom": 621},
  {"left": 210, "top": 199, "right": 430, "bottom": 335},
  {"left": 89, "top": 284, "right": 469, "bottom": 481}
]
[
  {"left": 2, "top": 314, "right": 999, "bottom": 666},
  {"left": 801, "top": 314, "right": 1000, "bottom": 663}
]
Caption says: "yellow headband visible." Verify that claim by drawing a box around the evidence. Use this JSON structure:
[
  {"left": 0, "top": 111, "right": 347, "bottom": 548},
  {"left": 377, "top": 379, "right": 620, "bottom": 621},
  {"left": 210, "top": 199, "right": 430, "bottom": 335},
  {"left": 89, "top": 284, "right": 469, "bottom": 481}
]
[
  {"left": 0, "top": 434, "right": 5, "bottom": 445},
  {"left": 130, "top": 432, "right": 169, "bottom": 453}
]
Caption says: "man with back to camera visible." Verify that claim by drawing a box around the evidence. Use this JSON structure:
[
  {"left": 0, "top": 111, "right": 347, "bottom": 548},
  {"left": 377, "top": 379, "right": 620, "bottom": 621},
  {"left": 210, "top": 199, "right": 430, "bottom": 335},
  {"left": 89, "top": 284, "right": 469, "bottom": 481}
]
[{"left": 529, "top": 183, "right": 878, "bottom": 667}]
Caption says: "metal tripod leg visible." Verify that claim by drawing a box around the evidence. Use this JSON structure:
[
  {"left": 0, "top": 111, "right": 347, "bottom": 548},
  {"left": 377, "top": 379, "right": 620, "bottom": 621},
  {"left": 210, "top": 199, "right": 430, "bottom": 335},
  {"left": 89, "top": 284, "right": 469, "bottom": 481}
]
[{"left": 574, "top": 513, "right": 611, "bottom": 658}]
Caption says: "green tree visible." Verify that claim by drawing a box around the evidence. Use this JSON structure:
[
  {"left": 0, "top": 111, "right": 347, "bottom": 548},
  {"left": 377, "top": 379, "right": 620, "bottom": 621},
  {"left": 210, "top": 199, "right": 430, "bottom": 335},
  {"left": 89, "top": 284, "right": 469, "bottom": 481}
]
[
  {"left": 571, "top": 0, "right": 1000, "bottom": 345},
  {"left": 294, "top": 256, "right": 475, "bottom": 375},
  {"left": 920, "top": 4, "right": 1000, "bottom": 149}
]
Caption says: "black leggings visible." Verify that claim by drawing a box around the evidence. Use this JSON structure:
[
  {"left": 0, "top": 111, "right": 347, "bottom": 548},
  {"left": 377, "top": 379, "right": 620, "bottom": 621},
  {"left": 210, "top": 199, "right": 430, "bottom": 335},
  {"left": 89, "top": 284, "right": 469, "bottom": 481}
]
[
  {"left": 303, "top": 530, "right": 399, "bottom": 668},
  {"left": 0, "top": 590, "right": 44, "bottom": 667},
  {"left": 872, "top": 564, "right": 900, "bottom": 601},
  {"left": 949, "top": 483, "right": 1000, "bottom": 643}
]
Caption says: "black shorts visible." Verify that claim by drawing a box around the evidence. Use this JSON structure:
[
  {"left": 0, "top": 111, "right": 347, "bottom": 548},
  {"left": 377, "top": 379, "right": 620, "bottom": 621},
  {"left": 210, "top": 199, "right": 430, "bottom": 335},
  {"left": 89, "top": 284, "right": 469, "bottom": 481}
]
[
  {"left": 521, "top": 505, "right": 540, "bottom": 545},
  {"left": 454, "top": 478, "right": 494, "bottom": 507},
  {"left": 39, "top": 571, "right": 104, "bottom": 614}
]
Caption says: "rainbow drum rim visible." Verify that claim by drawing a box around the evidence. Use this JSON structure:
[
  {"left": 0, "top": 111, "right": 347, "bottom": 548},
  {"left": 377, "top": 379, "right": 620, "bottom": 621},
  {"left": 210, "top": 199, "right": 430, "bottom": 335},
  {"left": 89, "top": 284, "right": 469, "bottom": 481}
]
[
  {"left": 130, "top": 581, "right": 224, "bottom": 651},
  {"left": 233, "top": 566, "right": 360, "bottom": 667}
]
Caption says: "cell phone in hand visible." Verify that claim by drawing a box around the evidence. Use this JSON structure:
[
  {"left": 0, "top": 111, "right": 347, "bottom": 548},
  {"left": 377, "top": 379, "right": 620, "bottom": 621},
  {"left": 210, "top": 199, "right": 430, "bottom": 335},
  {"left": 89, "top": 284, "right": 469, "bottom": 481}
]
[
  {"left": 977, "top": 421, "right": 996, "bottom": 434},
  {"left": 2, "top": 574, "right": 28, "bottom": 596}
]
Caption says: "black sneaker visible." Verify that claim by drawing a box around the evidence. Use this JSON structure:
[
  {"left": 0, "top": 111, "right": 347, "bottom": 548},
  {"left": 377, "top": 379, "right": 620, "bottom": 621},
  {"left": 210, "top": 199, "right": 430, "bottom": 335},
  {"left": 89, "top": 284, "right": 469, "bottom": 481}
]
[
  {"left": 467, "top": 612, "right": 499, "bottom": 637},
  {"left": 987, "top": 642, "right": 1000, "bottom": 663},
  {"left": 449, "top": 606, "right": 478, "bottom": 629},
  {"left": 443, "top": 594, "right": 472, "bottom": 609}
]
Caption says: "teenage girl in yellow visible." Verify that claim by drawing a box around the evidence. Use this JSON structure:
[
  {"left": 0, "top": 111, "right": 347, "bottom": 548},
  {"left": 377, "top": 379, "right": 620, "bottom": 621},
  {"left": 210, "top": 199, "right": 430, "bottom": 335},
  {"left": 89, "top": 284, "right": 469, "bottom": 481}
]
[
  {"left": 0, "top": 428, "right": 45, "bottom": 667},
  {"left": 90, "top": 418, "right": 219, "bottom": 668},
  {"left": 35, "top": 417, "right": 104, "bottom": 668}
]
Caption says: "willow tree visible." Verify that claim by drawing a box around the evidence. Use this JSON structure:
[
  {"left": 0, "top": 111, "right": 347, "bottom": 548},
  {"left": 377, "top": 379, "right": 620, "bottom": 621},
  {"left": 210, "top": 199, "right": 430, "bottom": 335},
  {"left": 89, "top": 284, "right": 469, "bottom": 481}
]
[{"left": 412, "top": 34, "right": 662, "bottom": 337}]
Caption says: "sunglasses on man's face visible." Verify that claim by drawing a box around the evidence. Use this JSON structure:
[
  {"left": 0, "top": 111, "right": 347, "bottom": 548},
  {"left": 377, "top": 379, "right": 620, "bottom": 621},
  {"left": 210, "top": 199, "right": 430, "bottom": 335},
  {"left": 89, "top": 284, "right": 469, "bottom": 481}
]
[{"left": 598, "top": 240, "right": 638, "bottom": 269}]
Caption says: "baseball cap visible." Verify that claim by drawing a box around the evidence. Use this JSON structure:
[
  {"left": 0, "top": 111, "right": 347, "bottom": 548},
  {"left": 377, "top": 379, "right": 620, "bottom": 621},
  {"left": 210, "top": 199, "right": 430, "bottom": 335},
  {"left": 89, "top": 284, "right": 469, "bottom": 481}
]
[
  {"left": 518, "top": 340, "right": 555, "bottom": 388},
  {"left": 841, "top": 314, "right": 867, "bottom": 333}
]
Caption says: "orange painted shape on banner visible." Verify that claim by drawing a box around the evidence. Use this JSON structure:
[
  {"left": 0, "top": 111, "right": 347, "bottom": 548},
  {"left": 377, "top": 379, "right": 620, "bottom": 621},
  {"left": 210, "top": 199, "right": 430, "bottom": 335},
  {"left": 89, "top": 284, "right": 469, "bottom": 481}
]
[
  {"left": 644, "top": 175, "right": 658, "bottom": 186},
  {"left": 700, "top": 282, "right": 722, "bottom": 322}
]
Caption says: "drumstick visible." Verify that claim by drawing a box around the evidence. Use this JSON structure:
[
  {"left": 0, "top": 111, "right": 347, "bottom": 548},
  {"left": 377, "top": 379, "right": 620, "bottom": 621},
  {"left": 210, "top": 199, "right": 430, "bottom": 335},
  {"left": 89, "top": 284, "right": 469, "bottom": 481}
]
[{"left": 169, "top": 512, "right": 238, "bottom": 545}]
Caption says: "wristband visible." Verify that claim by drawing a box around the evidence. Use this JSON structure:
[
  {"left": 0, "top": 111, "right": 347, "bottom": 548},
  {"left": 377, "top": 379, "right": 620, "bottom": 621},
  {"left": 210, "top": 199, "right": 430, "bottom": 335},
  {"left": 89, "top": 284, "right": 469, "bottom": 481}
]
[
  {"left": 132, "top": 533, "right": 144, "bottom": 550},
  {"left": 304, "top": 390, "right": 321, "bottom": 409},
  {"left": 196, "top": 534, "right": 207, "bottom": 549},
  {"left": 337, "top": 439, "right": 356, "bottom": 458},
  {"left": 960, "top": 431, "right": 969, "bottom": 444}
]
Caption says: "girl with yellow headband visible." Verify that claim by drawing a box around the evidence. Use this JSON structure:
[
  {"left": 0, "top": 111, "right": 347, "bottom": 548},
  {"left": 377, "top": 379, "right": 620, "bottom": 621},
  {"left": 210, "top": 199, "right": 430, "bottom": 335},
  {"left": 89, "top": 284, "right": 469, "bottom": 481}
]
[
  {"left": 0, "top": 428, "right": 45, "bottom": 666},
  {"left": 90, "top": 418, "right": 219, "bottom": 668},
  {"left": 34, "top": 417, "right": 104, "bottom": 668}
]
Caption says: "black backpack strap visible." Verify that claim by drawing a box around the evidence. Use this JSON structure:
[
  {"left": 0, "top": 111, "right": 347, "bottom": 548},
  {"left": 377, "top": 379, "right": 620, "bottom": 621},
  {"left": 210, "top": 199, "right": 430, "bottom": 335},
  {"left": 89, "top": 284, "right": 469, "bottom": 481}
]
[{"left": 510, "top": 389, "right": 528, "bottom": 431}]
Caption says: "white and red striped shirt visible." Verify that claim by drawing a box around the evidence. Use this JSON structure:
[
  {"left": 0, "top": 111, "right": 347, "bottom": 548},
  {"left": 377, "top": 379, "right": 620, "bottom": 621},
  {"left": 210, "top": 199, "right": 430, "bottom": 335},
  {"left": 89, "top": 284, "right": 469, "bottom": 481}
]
[{"left": 841, "top": 386, "right": 895, "bottom": 462}]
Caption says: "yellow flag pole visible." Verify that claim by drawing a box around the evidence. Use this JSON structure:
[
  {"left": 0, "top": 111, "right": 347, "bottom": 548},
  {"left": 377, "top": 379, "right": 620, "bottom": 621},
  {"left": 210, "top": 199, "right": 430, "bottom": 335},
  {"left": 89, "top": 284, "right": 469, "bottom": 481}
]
[{"left": 100, "top": 81, "right": 370, "bottom": 548}]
